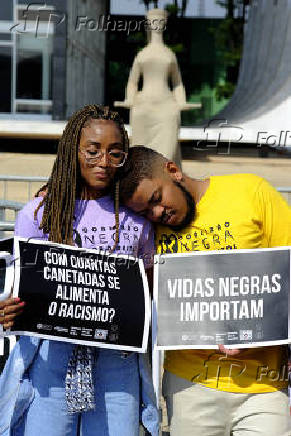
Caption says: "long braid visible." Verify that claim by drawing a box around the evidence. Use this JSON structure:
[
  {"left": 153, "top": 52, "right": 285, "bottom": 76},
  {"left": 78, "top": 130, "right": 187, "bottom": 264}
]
[
  {"left": 34, "top": 105, "right": 129, "bottom": 248},
  {"left": 108, "top": 111, "right": 129, "bottom": 252},
  {"left": 110, "top": 180, "right": 120, "bottom": 253}
]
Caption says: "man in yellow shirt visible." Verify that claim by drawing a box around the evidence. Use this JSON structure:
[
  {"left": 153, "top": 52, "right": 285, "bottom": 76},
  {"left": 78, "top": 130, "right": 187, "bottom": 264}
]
[{"left": 120, "top": 146, "right": 291, "bottom": 436}]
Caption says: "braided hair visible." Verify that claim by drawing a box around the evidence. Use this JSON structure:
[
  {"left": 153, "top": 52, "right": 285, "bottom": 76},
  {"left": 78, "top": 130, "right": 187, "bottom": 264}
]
[{"left": 34, "top": 104, "right": 129, "bottom": 250}]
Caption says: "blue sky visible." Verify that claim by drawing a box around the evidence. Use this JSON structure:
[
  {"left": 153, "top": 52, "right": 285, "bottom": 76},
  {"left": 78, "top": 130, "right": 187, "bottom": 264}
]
[{"left": 111, "top": 0, "right": 226, "bottom": 17}]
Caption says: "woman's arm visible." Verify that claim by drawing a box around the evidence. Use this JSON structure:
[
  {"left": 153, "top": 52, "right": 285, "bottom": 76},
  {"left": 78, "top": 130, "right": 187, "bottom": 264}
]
[
  {"left": 0, "top": 297, "right": 25, "bottom": 329},
  {"left": 170, "top": 53, "right": 187, "bottom": 107},
  {"left": 125, "top": 57, "right": 141, "bottom": 104},
  {"left": 114, "top": 56, "right": 141, "bottom": 108},
  {"left": 1, "top": 198, "right": 44, "bottom": 330}
]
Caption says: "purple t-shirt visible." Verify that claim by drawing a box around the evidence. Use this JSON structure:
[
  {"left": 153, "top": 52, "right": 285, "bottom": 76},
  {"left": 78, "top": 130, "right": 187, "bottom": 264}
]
[{"left": 14, "top": 197, "right": 154, "bottom": 268}]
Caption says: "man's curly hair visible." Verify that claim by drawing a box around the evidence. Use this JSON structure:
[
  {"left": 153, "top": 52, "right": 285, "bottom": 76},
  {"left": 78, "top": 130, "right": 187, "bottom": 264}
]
[{"left": 119, "top": 146, "right": 167, "bottom": 202}]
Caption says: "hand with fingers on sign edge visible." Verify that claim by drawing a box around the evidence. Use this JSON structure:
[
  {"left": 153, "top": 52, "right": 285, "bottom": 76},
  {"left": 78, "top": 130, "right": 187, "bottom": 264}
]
[{"left": 0, "top": 293, "right": 26, "bottom": 330}]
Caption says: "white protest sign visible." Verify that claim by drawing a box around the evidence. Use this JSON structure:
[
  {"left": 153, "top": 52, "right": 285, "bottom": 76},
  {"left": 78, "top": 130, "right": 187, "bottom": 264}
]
[{"left": 153, "top": 247, "right": 291, "bottom": 349}]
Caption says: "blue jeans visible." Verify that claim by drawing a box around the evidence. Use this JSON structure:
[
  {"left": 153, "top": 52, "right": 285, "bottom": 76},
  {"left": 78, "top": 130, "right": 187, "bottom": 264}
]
[{"left": 13, "top": 340, "right": 140, "bottom": 436}]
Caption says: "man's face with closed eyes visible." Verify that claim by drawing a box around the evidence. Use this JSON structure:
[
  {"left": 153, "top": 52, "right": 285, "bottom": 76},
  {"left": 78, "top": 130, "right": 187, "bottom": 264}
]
[{"left": 125, "top": 175, "right": 196, "bottom": 230}]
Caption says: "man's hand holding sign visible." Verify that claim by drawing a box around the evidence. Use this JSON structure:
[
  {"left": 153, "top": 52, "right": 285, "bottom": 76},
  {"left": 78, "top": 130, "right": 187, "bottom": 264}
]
[
  {"left": 0, "top": 297, "right": 25, "bottom": 330},
  {"left": 0, "top": 246, "right": 24, "bottom": 330}
]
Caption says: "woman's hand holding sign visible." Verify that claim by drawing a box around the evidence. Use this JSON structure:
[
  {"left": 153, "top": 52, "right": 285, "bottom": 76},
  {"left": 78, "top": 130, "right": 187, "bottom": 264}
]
[{"left": 0, "top": 297, "right": 25, "bottom": 330}]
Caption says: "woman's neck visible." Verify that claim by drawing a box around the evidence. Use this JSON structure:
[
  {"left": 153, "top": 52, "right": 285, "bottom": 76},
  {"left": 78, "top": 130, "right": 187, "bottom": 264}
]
[
  {"left": 149, "top": 32, "right": 164, "bottom": 45},
  {"left": 80, "top": 185, "right": 110, "bottom": 200}
]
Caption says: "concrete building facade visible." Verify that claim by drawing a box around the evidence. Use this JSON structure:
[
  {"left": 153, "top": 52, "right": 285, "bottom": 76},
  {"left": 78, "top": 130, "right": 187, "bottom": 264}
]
[{"left": 0, "top": 0, "right": 107, "bottom": 121}]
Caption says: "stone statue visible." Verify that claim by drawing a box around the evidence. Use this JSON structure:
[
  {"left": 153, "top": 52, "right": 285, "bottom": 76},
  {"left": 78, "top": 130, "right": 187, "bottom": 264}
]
[{"left": 115, "top": 8, "right": 200, "bottom": 165}]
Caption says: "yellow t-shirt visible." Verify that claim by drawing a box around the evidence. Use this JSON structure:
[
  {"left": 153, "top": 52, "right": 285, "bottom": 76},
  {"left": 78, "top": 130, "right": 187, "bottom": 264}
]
[{"left": 155, "top": 174, "right": 291, "bottom": 393}]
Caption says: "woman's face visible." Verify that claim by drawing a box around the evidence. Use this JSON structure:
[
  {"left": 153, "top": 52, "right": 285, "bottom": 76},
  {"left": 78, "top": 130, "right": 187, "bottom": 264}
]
[{"left": 78, "top": 119, "right": 123, "bottom": 197}]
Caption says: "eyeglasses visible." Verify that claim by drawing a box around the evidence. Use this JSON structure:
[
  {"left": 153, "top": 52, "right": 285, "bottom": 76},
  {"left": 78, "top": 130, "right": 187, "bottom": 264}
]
[{"left": 79, "top": 149, "right": 127, "bottom": 167}]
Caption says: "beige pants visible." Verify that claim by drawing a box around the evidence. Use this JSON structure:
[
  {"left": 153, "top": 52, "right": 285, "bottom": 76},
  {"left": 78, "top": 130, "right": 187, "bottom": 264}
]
[{"left": 163, "top": 371, "right": 291, "bottom": 436}]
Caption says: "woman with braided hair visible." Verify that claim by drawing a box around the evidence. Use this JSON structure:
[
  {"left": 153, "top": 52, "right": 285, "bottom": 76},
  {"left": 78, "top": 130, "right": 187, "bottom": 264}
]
[{"left": 0, "top": 105, "right": 158, "bottom": 436}]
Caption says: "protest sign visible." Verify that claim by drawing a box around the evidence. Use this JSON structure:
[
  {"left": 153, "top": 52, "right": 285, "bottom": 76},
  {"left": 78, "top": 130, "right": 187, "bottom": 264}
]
[
  {"left": 0, "top": 238, "right": 17, "bottom": 371},
  {"left": 0, "top": 237, "right": 15, "bottom": 302},
  {"left": 0, "top": 238, "right": 14, "bottom": 302},
  {"left": 0, "top": 253, "right": 14, "bottom": 303},
  {"left": 6, "top": 237, "right": 150, "bottom": 352},
  {"left": 153, "top": 247, "right": 291, "bottom": 349}
]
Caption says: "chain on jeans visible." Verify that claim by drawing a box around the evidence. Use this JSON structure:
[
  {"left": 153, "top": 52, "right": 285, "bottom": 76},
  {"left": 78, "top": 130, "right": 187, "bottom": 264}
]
[{"left": 65, "top": 345, "right": 95, "bottom": 413}]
